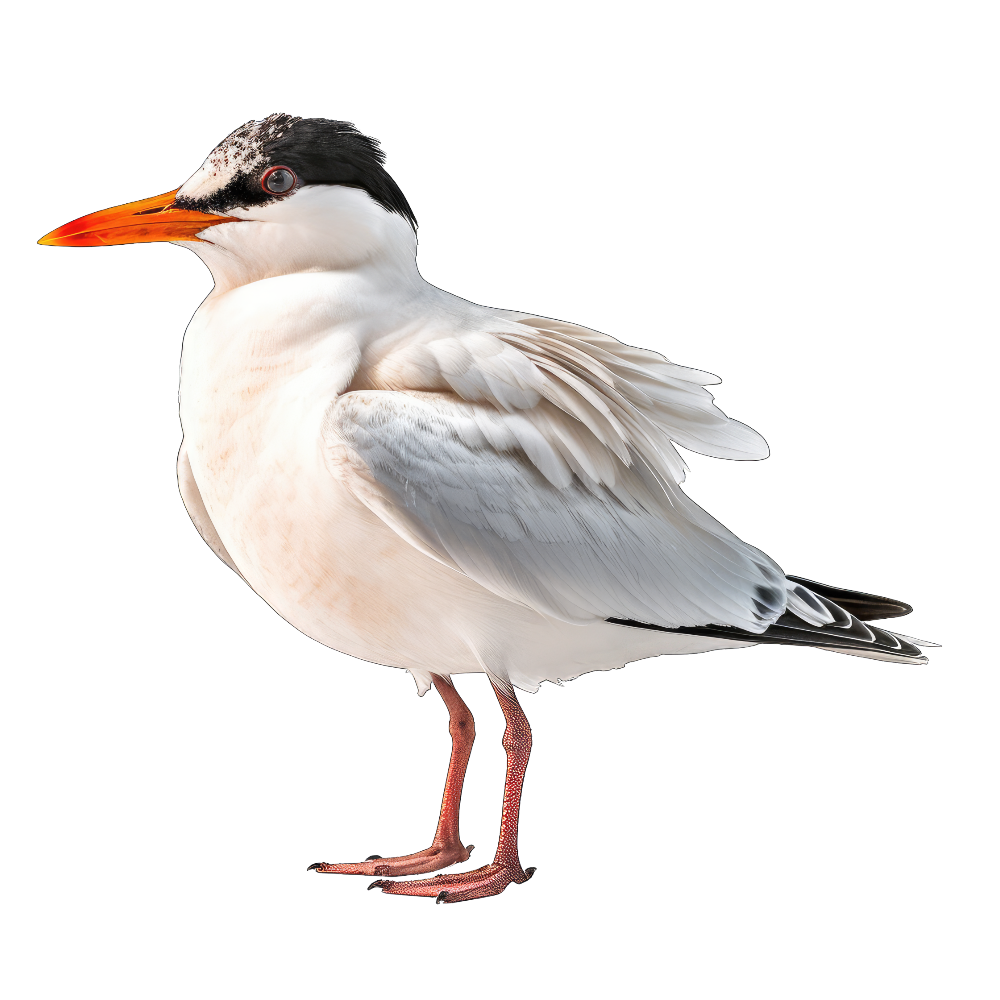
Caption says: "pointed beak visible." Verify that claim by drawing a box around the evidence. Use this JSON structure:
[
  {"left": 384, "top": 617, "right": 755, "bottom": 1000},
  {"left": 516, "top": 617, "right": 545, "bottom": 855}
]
[{"left": 38, "top": 189, "right": 236, "bottom": 247}]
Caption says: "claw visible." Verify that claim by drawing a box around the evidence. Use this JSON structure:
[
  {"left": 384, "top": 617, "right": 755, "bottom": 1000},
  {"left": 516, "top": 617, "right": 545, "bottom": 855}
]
[
  {"left": 435, "top": 891, "right": 449, "bottom": 904},
  {"left": 307, "top": 863, "right": 325, "bottom": 871},
  {"left": 524, "top": 867, "right": 537, "bottom": 879},
  {"left": 364, "top": 855, "right": 383, "bottom": 861},
  {"left": 466, "top": 845, "right": 475, "bottom": 855},
  {"left": 368, "top": 880, "right": 389, "bottom": 891}
]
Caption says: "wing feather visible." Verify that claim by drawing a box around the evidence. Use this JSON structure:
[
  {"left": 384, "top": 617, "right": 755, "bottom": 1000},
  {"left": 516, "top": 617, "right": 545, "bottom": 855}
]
[
  {"left": 324, "top": 391, "right": 786, "bottom": 633},
  {"left": 363, "top": 312, "right": 768, "bottom": 490}
]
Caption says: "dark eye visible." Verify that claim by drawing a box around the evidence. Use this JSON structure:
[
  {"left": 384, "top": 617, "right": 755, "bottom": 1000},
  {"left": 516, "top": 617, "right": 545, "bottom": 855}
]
[{"left": 261, "top": 166, "right": 297, "bottom": 195}]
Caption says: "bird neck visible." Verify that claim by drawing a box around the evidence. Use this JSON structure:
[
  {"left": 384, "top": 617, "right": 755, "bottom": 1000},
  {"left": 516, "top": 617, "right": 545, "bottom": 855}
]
[
  {"left": 179, "top": 216, "right": 440, "bottom": 396},
  {"left": 181, "top": 187, "right": 422, "bottom": 296}
]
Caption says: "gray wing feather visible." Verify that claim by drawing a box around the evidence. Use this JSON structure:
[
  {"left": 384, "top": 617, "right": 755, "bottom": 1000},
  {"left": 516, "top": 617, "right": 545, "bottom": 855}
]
[{"left": 324, "top": 391, "right": 787, "bottom": 633}]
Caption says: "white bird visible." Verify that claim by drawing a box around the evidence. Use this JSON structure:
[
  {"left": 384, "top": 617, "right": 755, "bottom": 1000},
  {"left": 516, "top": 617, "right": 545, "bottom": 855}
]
[{"left": 40, "top": 114, "right": 933, "bottom": 904}]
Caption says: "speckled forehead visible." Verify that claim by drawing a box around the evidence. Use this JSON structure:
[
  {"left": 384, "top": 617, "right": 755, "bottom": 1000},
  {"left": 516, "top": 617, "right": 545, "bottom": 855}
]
[{"left": 177, "top": 118, "right": 288, "bottom": 202}]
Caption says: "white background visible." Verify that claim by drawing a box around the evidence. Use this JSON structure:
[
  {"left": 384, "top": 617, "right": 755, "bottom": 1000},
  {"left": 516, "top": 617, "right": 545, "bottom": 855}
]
[{"left": 2, "top": 1, "right": 996, "bottom": 997}]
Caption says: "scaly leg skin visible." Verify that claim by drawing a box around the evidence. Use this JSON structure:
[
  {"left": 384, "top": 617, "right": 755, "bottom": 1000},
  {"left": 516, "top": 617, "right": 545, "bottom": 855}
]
[
  {"left": 370, "top": 679, "right": 536, "bottom": 903},
  {"left": 308, "top": 674, "right": 476, "bottom": 878}
]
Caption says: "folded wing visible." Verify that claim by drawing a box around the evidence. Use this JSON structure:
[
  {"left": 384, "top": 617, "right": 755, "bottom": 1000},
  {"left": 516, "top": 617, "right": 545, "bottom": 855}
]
[{"left": 324, "top": 390, "right": 788, "bottom": 633}]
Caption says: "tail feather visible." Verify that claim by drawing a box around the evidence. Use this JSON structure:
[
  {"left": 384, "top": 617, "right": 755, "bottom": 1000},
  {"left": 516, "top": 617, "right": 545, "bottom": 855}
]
[{"left": 608, "top": 576, "right": 932, "bottom": 664}]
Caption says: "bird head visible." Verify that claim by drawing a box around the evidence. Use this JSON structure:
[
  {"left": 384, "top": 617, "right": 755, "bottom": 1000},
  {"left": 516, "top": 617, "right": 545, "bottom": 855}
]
[{"left": 39, "top": 115, "right": 418, "bottom": 288}]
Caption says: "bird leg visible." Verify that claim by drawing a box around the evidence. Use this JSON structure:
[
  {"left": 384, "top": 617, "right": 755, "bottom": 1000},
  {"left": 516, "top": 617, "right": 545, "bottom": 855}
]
[
  {"left": 308, "top": 674, "right": 475, "bottom": 877},
  {"left": 369, "top": 678, "right": 536, "bottom": 903}
]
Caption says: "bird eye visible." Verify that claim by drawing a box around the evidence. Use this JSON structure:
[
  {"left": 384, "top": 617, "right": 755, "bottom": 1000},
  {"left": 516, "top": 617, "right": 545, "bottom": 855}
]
[{"left": 261, "top": 166, "right": 297, "bottom": 195}]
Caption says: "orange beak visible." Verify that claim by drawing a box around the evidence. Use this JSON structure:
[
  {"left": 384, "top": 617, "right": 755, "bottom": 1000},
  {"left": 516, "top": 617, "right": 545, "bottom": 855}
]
[{"left": 38, "top": 189, "right": 237, "bottom": 247}]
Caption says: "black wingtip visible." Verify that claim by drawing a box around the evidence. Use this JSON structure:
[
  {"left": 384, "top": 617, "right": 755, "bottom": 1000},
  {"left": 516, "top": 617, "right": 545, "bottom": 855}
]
[{"left": 785, "top": 575, "right": 913, "bottom": 620}]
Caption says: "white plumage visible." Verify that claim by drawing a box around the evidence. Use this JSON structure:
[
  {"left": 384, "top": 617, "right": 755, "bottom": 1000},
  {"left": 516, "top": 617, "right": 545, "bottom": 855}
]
[{"left": 41, "top": 115, "right": 930, "bottom": 901}]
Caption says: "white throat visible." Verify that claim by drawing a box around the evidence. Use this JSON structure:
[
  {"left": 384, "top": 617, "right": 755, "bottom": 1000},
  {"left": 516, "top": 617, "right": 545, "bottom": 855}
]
[{"left": 177, "top": 184, "right": 421, "bottom": 295}]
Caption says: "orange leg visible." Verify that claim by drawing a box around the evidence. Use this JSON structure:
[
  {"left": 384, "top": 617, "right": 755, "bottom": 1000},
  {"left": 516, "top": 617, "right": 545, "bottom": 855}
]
[
  {"left": 308, "top": 674, "right": 476, "bottom": 877},
  {"left": 370, "top": 678, "right": 536, "bottom": 903}
]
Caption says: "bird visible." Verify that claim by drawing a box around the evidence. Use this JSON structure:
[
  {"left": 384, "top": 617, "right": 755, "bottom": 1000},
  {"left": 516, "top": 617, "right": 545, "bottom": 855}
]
[{"left": 39, "top": 114, "right": 934, "bottom": 904}]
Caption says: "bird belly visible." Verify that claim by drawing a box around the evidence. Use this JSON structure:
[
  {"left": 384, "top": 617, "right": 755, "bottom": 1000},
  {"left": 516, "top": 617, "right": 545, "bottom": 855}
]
[
  {"left": 187, "top": 420, "right": 485, "bottom": 670},
  {"left": 191, "top": 428, "right": 755, "bottom": 688}
]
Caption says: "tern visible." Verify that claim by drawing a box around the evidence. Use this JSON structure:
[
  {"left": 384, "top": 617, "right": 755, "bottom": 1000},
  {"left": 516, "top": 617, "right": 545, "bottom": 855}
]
[{"left": 40, "top": 115, "right": 932, "bottom": 904}]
